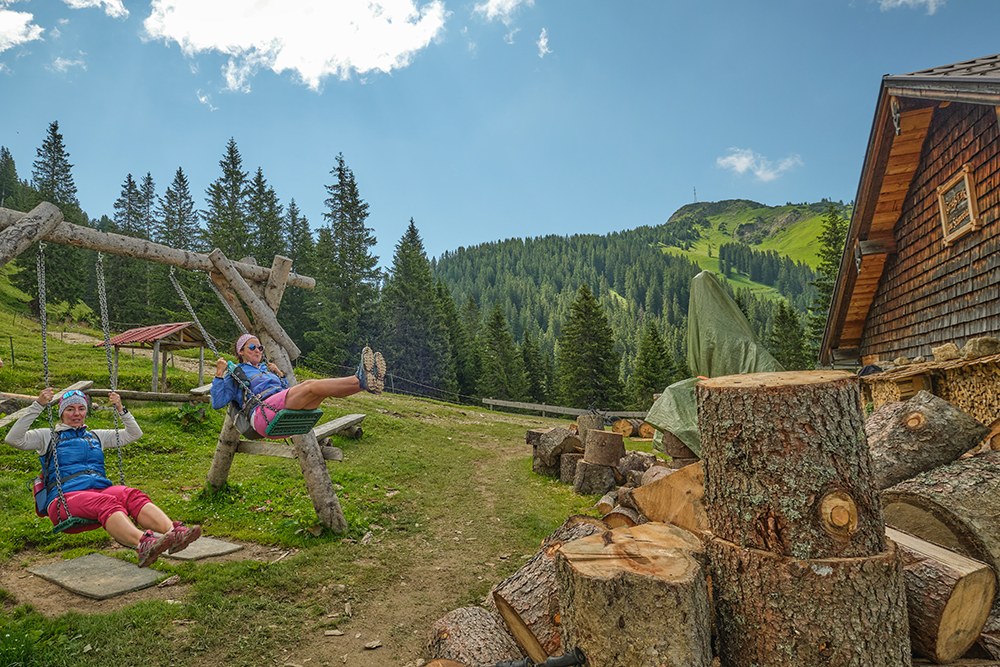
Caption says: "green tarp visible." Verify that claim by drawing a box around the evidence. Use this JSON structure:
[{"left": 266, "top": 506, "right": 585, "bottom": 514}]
[{"left": 645, "top": 270, "right": 783, "bottom": 457}]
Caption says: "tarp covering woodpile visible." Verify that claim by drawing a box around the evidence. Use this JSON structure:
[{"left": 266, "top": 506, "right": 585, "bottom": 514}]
[{"left": 644, "top": 270, "right": 782, "bottom": 457}]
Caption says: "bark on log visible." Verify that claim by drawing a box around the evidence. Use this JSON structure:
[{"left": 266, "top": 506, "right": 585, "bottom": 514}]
[
  {"left": 617, "top": 450, "right": 657, "bottom": 484},
  {"left": 888, "top": 526, "right": 996, "bottom": 664},
  {"left": 573, "top": 460, "right": 616, "bottom": 496},
  {"left": 882, "top": 452, "right": 1000, "bottom": 597},
  {"left": 0, "top": 203, "right": 63, "bottom": 267},
  {"left": 596, "top": 492, "right": 616, "bottom": 516},
  {"left": 526, "top": 428, "right": 554, "bottom": 446},
  {"left": 867, "top": 391, "right": 990, "bottom": 489},
  {"left": 641, "top": 465, "right": 672, "bottom": 487},
  {"left": 660, "top": 429, "right": 696, "bottom": 458},
  {"left": 602, "top": 505, "right": 646, "bottom": 528},
  {"left": 0, "top": 206, "right": 315, "bottom": 289},
  {"left": 536, "top": 428, "right": 579, "bottom": 467},
  {"left": 612, "top": 418, "right": 642, "bottom": 437},
  {"left": 576, "top": 414, "right": 604, "bottom": 444},
  {"left": 631, "top": 461, "right": 708, "bottom": 535},
  {"left": 487, "top": 516, "right": 607, "bottom": 658},
  {"left": 668, "top": 455, "right": 699, "bottom": 469},
  {"left": 583, "top": 430, "right": 624, "bottom": 467},
  {"left": 559, "top": 453, "right": 583, "bottom": 484},
  {"left": 85, "top": 389, "right": 209, "bottom": 403},
  {"left": 637, "top": 422, "right": 656, "bottom": 439},
  {"left": 555, "top": 523, "right": 712, "bottom": 667},
  {"left": 532, "top": 446, "right": 560, "bottom": 477},
  {"left": 427, "top": 606, "right": 523, "bottom": 667},
  {"left": 708, "top": 536, "right": 911, "bottom": 667},
  {"left": 698, "top": 371, "right": 885, "bottom": 559}
]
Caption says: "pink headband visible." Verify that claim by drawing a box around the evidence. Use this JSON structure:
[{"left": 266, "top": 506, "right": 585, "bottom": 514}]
[{"left": 236, "top": 334, "right": 256, "bottom": 353}]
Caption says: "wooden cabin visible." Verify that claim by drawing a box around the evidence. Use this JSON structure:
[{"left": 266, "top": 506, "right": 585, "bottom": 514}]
[{"left": 820, "top": 54, "right": 1000, "bottom": 420}]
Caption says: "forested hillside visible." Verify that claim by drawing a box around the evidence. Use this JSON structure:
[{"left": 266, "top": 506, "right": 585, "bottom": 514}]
[{"left": 1, "top": 122, "right": 848, "bottom": 412}]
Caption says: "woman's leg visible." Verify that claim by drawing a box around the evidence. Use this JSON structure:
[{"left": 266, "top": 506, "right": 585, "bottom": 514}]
[{"left": 283, "top": 377, "right": 362, "bottom": 410}]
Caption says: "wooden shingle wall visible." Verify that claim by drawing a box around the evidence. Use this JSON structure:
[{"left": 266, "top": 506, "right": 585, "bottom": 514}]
[{"left": 861, "top": 103, "right": 1000, "bottom": 360}]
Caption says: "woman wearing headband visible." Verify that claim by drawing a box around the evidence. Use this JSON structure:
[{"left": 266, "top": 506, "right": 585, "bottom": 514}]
[
  {"left": 209, "top": 334, "right": 386, "bottom": 439},
  {"left": 5, "top": 388, "right": 202, "bottom": 568}
]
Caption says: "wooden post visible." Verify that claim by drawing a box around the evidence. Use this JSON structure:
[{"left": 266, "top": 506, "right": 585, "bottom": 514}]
[
  {"left": 152, "top": 340, "right": 160, "bottom": 392},
  {"left": 206, "top": 414, "right": 245, "bottom": 493},
  {"left": 198, "top": 346, "right": 204, "bottom": 385},
  {"left": 0, "top": 203, "right": 64, "bottom": 267}
]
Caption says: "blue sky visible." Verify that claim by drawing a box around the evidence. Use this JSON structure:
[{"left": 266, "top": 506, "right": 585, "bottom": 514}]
[{"left": 1, "top": 0, "right": 997, "bottom": 268}]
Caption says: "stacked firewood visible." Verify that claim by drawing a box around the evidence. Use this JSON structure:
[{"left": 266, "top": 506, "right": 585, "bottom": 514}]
[{"left": 428, "top": 379, "right": 1000, "bottom": 667}]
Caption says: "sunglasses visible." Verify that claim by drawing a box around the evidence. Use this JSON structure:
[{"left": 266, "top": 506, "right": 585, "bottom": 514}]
[
  {"left": 62, "top": 390, "right": 86, "bottom": 399},
  {"left": 246, "top": 344, "right": 264, "bottom": 351}
]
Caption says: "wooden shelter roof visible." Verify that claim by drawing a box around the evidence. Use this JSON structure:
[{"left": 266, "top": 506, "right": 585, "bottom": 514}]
[
  {"left": 820, "top": 54, "right": 1000, "bottom": 365},
  {"left": 95, "top": 322, "right": 216, "bottom": 352}
]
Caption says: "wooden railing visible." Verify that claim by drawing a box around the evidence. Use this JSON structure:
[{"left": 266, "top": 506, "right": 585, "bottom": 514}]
[{"left": 481, "top": 398, "right": 646, "bottom": 420}]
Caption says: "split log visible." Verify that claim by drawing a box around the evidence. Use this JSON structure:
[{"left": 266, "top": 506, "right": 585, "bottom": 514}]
[
  {"left": 583, "top": 430, "right": 624, "bottom": 467},
  {"left": 575, "top": 414, "right": 604, "bottom": 445},
  {"left": 556, "top": 523, "right": 712, "bottom": 667},
  {"left": 660, "top": 429, "right": 696, "bottom": 458},
  {"left": 637, "top": 421, "right": 656, "bottom": 439},
  {"left": 888, "top": 526, "right": 996, "bottom": 664},
  {"left": 559, "top": 452, "right": 583, "bottom": 484},
  {"left": 698, "top": 371, "right": 885, "bottom": 559},
  {"left": 487, "top": 516, "right": 607, "bottom": 658},
  {"left": 526, "top": 428, "right": 554, "bottom": 447},
  {"left": 602, "top": 506, "right": 646, "bottom": 528},
  {"left": 640, "top": 465, "right": 672, "bottom": 487},
  {"left": 630, "top": 461, "right": 708, "bottom": 534},
  {"left": 427, "top": 606, "right": 523, "bottom": 667},
  {"left": 536, "top": 428, "right": 580, "bottom": 467},
  {"left": 617, "top": 450, "right": 658, "bottom": 484},
  {"left": 596, "top": 492, "right": 616, "bottom": 515},
  {"left": 883, "top": 452, "right": 1000, "bottom": 596},
  {"left": 612, "top": 418, "right": 642, "bottom": 437},
  {"left": 867, "top": 391, "right": 990, "bottom": 489},
  {"left": 708, "top": 536, "right": 911, "bottom": 667},
  {"left": 573, "top": 460, "right": 616, "bottom": 496}
]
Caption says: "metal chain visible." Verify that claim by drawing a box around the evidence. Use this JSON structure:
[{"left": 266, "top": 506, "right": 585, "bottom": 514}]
[
  {"left": 96, "top": 253, "right": 124, "bottom": 485},
  {"left": 170, "top": 266, "right": 220, "bottom": 358},
  {"left": 205, "top": 275, "right": 250, "bottom": 337}
]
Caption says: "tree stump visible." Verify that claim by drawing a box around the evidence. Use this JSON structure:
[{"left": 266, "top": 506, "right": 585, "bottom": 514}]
[
  {"left": 576, "top": 414, "right": 604, "bottom": 445},
  {"left": 487, "top": 516, "right": 607, "bottom": 658},
  {"left": 573, "top": 460, "right": 616, "bottom": 496},
  {"left": 584, "top": 430, "right": 624, "bottom": 467},
  {"left": 698, "top": 371, "right": 885, "bottom": 559},
  {"left": 427, "top": 606, "right": 523, "bottom": 667},
  {"left": 708, "top": 536, "right": 911, "bottom": 667},
  {"left": 866, "top": 391, "right": 989, "bottom": 489},
  {"left": 560, "top": 453, "right": 583, "bottom": 484},
  {"left": 556, "top": 523, "right": 712, "bottom": 667},
  {"left": 882, "top": 452, "right": 1000, "bottom": 598},
  {"left": 888, "top": 527, "right": 996, "bottom": 664}
]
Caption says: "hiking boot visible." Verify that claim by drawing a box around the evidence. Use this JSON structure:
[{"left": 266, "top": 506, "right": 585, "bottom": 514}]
[
  {"left": 356, "top": 346, "right": 380, "bottom": 395},
  {"left": 167, "top": 521, "right": 202, "bottom": 555},
  {"left": 373, "top": 351, "right": 386, "bottom": 394},
  {"left": 136, "top": 529, "right": 174, "bottom": 568}
]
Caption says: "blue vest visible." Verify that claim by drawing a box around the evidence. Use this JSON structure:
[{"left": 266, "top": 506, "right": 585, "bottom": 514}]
[{"left": 37, "top": 428, "right": 113, "bottom": 509}]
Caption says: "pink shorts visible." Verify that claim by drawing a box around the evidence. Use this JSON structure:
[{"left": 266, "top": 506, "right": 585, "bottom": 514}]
[
  {"left": 252, "top": 388, "right": 290, "bottom": 439},
  {"left": 48, "top": 485, "right": 153, "bottom": 534}
]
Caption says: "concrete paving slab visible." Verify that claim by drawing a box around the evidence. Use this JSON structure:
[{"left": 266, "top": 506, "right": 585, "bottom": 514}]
[
  {"left": 163, "top": 536, "right": 243, "bottom": 561},
  {"left": 28, "top": 553, "right": 165, "bottom": 600}
]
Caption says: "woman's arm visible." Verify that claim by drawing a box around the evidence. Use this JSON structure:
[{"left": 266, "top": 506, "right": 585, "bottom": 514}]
[
  {"left": 4, "top": 391, "right": 52, "bottom": 454},
  {"left": 210, "top": 375, "right": 241, "bottom": 410},
  {"left": 94, "top": 393, "right": 143, "bottom": 448}
]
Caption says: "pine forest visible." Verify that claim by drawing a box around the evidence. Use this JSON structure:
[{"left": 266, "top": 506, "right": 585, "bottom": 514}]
[{"left": 0, "top": 122, "right": 849, "bottom": 411}]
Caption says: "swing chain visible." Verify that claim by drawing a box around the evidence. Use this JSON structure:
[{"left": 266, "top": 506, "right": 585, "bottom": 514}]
[
  {"left": 169, "top": 266, "right": 220, "bottom": 359},
  {"left": 96, "top": 253, "right": 124, "bottom": 486}
]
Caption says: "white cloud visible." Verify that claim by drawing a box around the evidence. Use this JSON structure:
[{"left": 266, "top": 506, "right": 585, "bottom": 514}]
[
  {"left": 461, "top": 26, "right": 476, "bottom": 53},
  {"left": 48, "top": 54, "right": 86, "bottom": 72},
  {"left": 877, "top": 0, "right": 944, "bottom": 14},
  {"left": 716, "top": 148, "right": 803, "bottom": 182},
  {"left": 536, "top": 27, "right": 550, "bottom": 58},
  {"left": 503, "top": 27, "right": 518, "bottom": 44},
  {"left": 143, "top": 0, "right": 449, "bottom": 92},
  {"left": 0, "top": 9, "right": 44, "bottom": 53},
  {"left": 62, "top": 0, "right": 129, "bottom": 19},
  {"left": 196, "top": 89, "right": 217, "bottom": 111},
  {"left": 473, "top": 0, "right": 533, "bottom": 25}
]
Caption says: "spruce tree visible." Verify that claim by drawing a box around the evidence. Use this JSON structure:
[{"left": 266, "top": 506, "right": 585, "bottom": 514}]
[
  {"left": 380, "top": 219, "right": 453, "bottom": 396},
  {"left": 628, "top": 320, "right": 672, "bottom": 410},
  {"left": 32, "top": 121, "right": 79, "bottom": 208},
  {"left": 807, "top": 203, "right": 849, "bottom": 355},
  {"left": 247, "top": 167, "right": 285, "bottom": 264},
  {"left": 769, "top": 301, "right": 810, "bottom": 371},
  {"left": 437, "top": 279, "right": 474, "bottom": 398},
  {"left": 521, "top": 330, "right": 548, "bottom": 403},
  {"left": 321, "top": 153, "right": 380, "bottom": 362},
  {"left": 557, "top": 284, "right": 624, "bottom": 409},
  {"left": 477, "top": 303, "right": 526, "bottom": 400},
  {"left": 157, "top": 167, "right": 199, "bottom": 251},
  {"left": 203, "top": 138, "right": 250, "bottom": 260},
  {"left": 0, "top": 146, "right": 20, "bottom": 209},
  {"left": 107, "top": 174, "right": 149, "bottom": 324},
  {"left": 282, "top": 198, "right": 315, "bottom": 352}
]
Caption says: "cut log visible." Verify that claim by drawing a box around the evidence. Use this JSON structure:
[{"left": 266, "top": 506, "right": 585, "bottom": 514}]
[
  {"left": 0, "top": 380, "right": 93, "bottom": 430},
  {"left": 659, "top": 429, "right": 696, "bottom": 458},
  {"left": 708, "top": 535, "right": 911, "bottom": 667},
  {"left": 883, "top": 451, "right": 1000, "bottom": 603},
  {"left": 637, "top": 422, "right": 656, "bottom": 439},
  {"left": 888, "top": 526, "right": 996, "bottom": 664},
  {"left": 312, "top": 413, "right": 366, "bottom": 440},
  {"left": 573, "top": 460, "right": 616, "bottom": 496},
  {"left": 0, "top": 202, "right": 64, "bottom": 267},
  {"left": 526, "top": 427, "right": 554, "bottom": 447},
  {"left": 487, "top": 516, "right": 607, "bottom": 658},
  {"left": 631, "top": 461, "right": 708, "bottom": 535},
  {"left": 492, "top": 593, "right": 546, "bottom": 664},
  {"left": 867, "top": 391, "right": 990, "bottom": 489},
  {"left": 583, "top": 430, "right": 624, "bottom": 467},
  {"left": 559, "top": 452, "right": 583, "bottom": 484},
  {"left": 555, "top": 523, "right": 712, "bottom": 667},
  {"left": 531, "top": 446, "right": 560, "bottom": 478},
  {"left": 612, "top": 418, "right": 642, "bottom": 437},
  {"left": 640, "top": 465, "right": 671, "bottom": 487},
  {"left": 576, "top": 414, "right": 604, "bottom": 445},
  {"left": 427, "top": 606, "right": 523, "bottom": 667},
  {"left": 698, "top": 371, "right": 885, "bottom": 559},
  {"left": 617, "top": 450, "right": 657, "bottom": 483},
  {"left": 625, "top": 469, "right": 645, "bottom": 487},
  {"left": 536, "top": 428, "right": 580, "bottom": 467},
  {"left": 668, "top": 455, "right": 699, "bottom": 469},
  {"left": 596, "top": 492, "right": 616, "bottom": 515},
  {"left": 602, "top": 506, "right": 646, "bottom": 529}
]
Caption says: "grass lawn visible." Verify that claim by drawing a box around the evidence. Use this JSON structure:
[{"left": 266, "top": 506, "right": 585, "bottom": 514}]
[{"left": 0, "top": 319, "right": 638, "bottom": 667}]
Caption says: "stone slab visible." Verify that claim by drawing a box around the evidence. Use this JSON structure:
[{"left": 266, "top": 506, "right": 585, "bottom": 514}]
[
  {"left": 163, "top": 536, "right": 243, "bottom": 561},
  {"left": 28, "top": 553, "right": 165, "bottom": 600}
]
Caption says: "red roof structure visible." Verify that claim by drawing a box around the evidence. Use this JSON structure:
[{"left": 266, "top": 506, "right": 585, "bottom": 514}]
[{"left": 95, "top": 322, "right": 219, "bottom": 391}]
